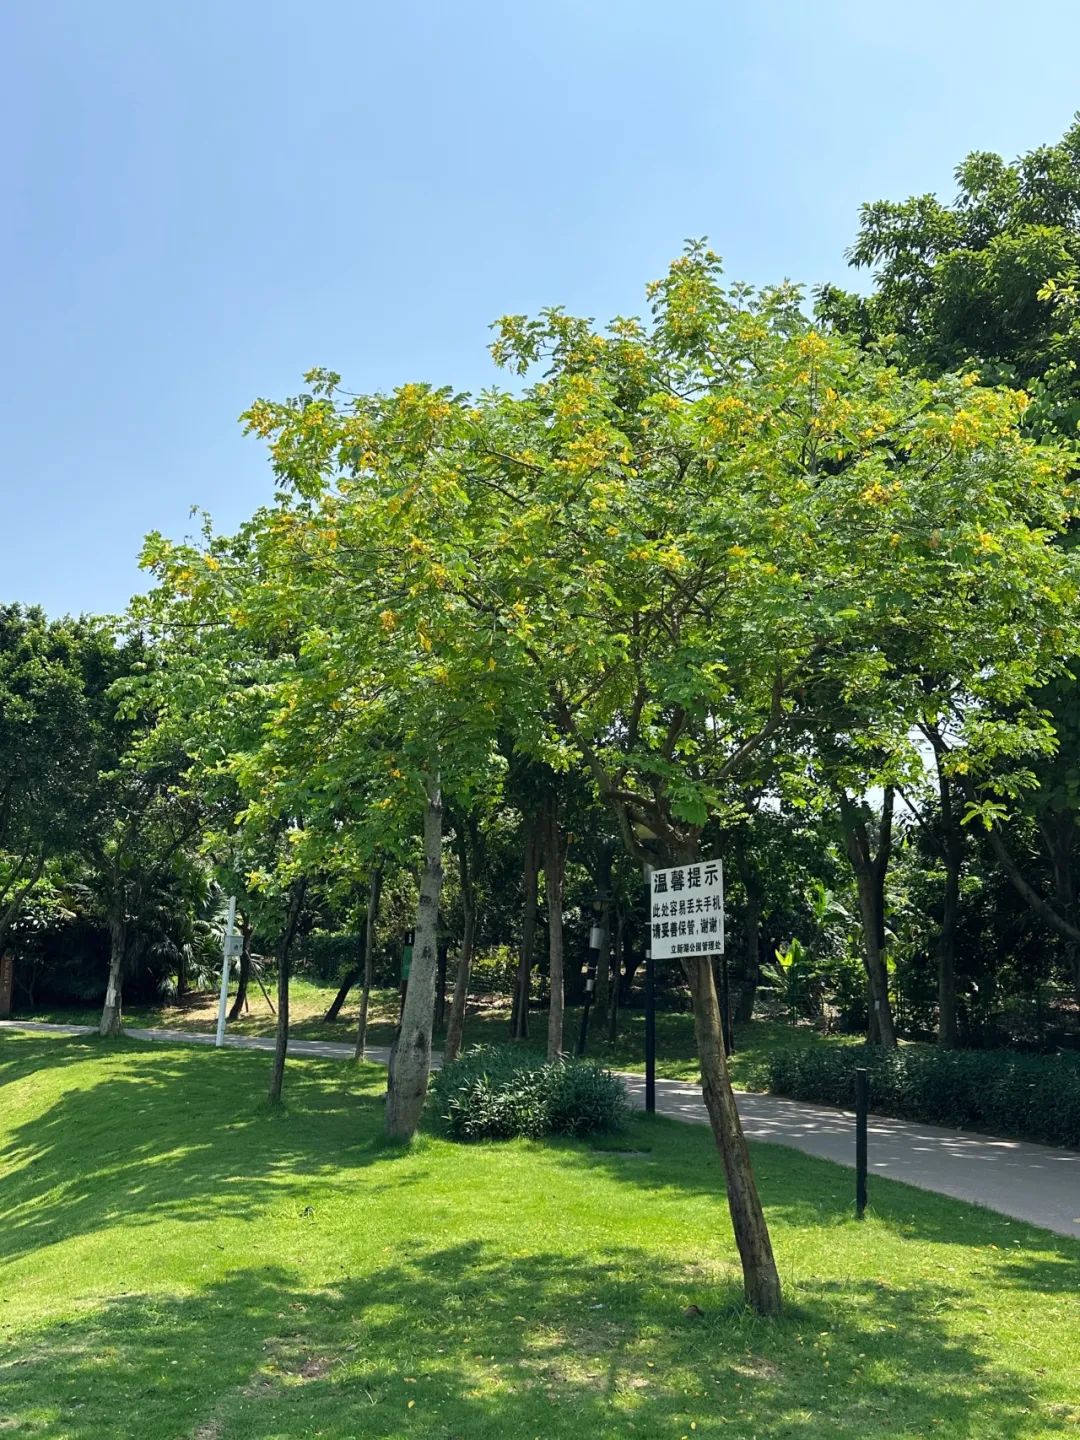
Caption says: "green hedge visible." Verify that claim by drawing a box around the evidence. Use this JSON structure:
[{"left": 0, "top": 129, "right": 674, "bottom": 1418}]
[
  {"left": 431, "top": 1045, "right": 629, "bottom": 1142},
  {"left": 765, "top": 1043, "right": 1080, "bottom": 1149}
]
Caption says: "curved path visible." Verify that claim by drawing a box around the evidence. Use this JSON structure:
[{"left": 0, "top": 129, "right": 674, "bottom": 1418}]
[{"left": 3, "top": 1019, "right": 1078, "bottom": 1240}]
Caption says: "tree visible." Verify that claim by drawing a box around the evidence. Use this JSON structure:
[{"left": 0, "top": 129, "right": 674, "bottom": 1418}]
[
  {"left": 173, "top": 244, "right": 1078, "bottom": 1310},
  {"left": 820, "top": 118, "right": 1080, "bottom": 1008},
  {"left": 0, "top": 607, "right": 117, "bottom": 957}
]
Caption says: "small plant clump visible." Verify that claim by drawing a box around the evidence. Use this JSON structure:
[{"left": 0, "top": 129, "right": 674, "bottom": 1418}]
[{"left": 431, "top": 1044, "right": 629, "bottom": 1141}]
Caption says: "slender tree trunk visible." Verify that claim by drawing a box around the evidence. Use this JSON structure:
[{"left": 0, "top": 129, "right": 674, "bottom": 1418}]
[
  {"left": 683, "top": 951, "right": 782, "bottom": 1316},
  {"left": 386, "top": 775, "right": 443, "bottom": 1138},
  {"left": 354, "top": 864, "right": 384, "bottom": 1060},
  {"left": 839, "top": 790, "right": 898, "bottom": 1049},
  {"left": 228, "top": 919, "right": 254, "bottom": 1023},
  {"left": 735, "top": 877, "right": 762, "bottom": 1025},
  {"left": 325, "top": 962, "right": 359, "bottom": 1023},
  {"left": 445, "top": 822, "right": 476, "bottom": 1064},
  {"left": 436, "top": 944, "right": 449, "bottom": 1028},
  {"left": 937, "top": 852, "right": 960, "bottom": 1047},
  {"left": 511, "top": 817, "right": 539, "bottom": 1039},
  {"left": 267, "top": 878, "right": 308, "bottom": 1105},
  {"left": 99, "top": 909, "right": 127, "bottom": 1037},
  {"left": 544, "top": 797, "right": 566, "bottom": 1059}
]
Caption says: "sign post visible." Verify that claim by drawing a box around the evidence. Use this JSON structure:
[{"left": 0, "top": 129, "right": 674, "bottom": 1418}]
[
  {"left": 215, "top": 896, "right": 239, "bottom": 1049},
  {"left": 642, "top": 864, "right": 656, "bottom": 1113},
  {"left": 855, "top": 1067, "right": 869, "bottom": 1219}
]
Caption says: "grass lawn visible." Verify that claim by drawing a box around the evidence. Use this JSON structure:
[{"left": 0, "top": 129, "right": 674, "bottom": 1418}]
[
  {"left": 1, "top": 1031, "right": 1076, "bottom": 1438},
  {"left": 18, "top": 976, "right": 854, "bottom": 1088}
]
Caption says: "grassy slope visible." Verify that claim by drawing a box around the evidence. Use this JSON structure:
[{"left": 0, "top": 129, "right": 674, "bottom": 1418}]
[
  {"left": 0, "top": 1031, "right": 1076, "bottom": 1439},
  {"left": 20, "top": 977, "right": 853, "bottom": 1086}
]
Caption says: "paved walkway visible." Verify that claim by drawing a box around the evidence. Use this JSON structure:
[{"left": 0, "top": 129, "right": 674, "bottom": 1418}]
[{"left": 4, "top": 1019, "right": 1079, "bottom": 1240}]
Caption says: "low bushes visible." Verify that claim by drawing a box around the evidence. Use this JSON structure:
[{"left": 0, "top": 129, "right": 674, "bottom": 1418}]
[
  {"left": 766, "top": 1042, "right": 1080, "bottom": 1149},
  {"left": 432, "top": 1045, "right": 629, "bottom": 1141}
]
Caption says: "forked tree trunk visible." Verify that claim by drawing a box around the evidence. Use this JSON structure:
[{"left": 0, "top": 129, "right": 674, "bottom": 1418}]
[
  {"left": 99, "top": 910, "right": 127, "bottom": 1037},
  {"left": 839, "top": 789, "right": 898, "bottom": 1049},
  {"left": 228, "top": 919, "right": 254, "bottom": 1022},
  {"left": 445, "top": 822, "right": 476, "bottom": 1064},
  {"left": 354, "top": 865, "right": 384, "bottom": 1060},
  {"left": 511, "top": 817, "right": 540, "bottom": 1039},
  {"left": 267, "top": 878, "right": 308, "bottom": 1105},
  {"left": 683, "top": 951, "right": 782, "bottom": 1316},
  {"left": 544, "top": 797, "right": 566, "bottom": 1059},
  {"left": 386, "top": 777, "right": 444, "bottom": 1138}
]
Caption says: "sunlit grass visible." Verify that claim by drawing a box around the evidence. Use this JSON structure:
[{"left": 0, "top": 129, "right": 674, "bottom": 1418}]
[
  {"left": 1, "top": 1030, "right": 1076, "bottom": 1438},
  {"left": 21, "top": 977, "right": 852, "bottom": 1087}
]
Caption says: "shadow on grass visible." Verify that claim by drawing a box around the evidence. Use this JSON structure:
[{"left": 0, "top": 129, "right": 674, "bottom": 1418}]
[
  {"left": 1, "top": 1242, "right": 1069, "bottom": 1439},
  {"left": 543, "top": 1113, "right": 1080, "bottom": 1300},
  {"left": 0, "top": 1035, "right": 412, "bottom": 1266}
]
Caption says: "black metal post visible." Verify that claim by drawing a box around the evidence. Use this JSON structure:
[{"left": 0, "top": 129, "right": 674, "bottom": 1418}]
[
  {"left": 644, "top": 944, "right": 655, "bottom": 1113},
  {"left": 855, "top": 1066, "right": 869, "bottom": 1219},
  {"left": 576, "top": 924, "right": 602, "bottom": 1056}
]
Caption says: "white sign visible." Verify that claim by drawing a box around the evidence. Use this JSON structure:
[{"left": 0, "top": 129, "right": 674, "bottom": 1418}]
[
  {"left": 648, "top": 860, "right": 724, "bottom": 959},
  {"left": 225, "top": 934, "right": 244, "bottom": 959}
]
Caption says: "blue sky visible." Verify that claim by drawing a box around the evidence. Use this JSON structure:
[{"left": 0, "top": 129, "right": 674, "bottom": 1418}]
[{"left": 4, "top": 0, "right": 1080, "bottom": 617}]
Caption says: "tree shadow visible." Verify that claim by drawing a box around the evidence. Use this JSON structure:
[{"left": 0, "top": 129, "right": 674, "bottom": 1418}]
[
  {"left": 0, "top": 1034, "right": 414, "bottom": 1266},
  {"left": 540, "top": 1113, "right": 1080, "bottom": 1298},
  {"left": 1, "top": 1242, "right": 1071, "bottom": 1439}
]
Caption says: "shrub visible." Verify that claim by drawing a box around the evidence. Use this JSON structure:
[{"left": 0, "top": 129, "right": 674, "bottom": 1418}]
[
  {"left": 432, "top": 1045, "right": 629, "bottom": 1142},
  {"left": 765, "top": 1043, "right": 1080, "bottom": 1149}
]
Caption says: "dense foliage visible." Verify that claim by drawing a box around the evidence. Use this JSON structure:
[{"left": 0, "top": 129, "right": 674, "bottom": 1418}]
[
  {"left": 766, "top": 1041, "right": 1080, "bottom": 1148},
  {"left": 431, "top": 1045, "right": 629, "bottom": 1141}
]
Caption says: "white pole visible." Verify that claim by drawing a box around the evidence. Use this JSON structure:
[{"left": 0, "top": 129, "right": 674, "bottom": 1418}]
[{"left": 215, "top": 895, "right": 238, "bottom": 1048}]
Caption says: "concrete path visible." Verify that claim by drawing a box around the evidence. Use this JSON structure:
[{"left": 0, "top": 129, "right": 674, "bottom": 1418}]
[{"left": 4, "top": 1019, "right": 1079, "bottom": 1241}]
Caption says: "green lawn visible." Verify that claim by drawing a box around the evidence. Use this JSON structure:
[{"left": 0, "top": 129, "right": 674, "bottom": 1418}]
[
  {"left": 1, "top": 1031, "right": 1076, "bottom": 1438},
  {"left": 19, "top": 976, "right": 851, "bottom": 1087}
]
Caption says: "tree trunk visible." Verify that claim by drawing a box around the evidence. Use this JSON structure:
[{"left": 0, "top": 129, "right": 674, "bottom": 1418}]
[
  {"left": 838, "top": 789, "right": 898, "bottom": 1049},
  {"left": 386, "top": 777, "right": 444, "bottom": 1138},
  {"left": 683, "top": 951, "right": 782, "bottom": 1316},
  {"left": 544, "top": 797, "right": 566, "bottom": 1060},
  {"left": 228, "top": 919, "right": 253, "bottom": 1023},
  {"left": 325, "top": 964, "right": 359, "bottom": 1023},
  {"left": 445, "top": 821, "right": 476, "bottom": 1064},
  {"left": 937, "top": 851, "right": 960, "bottom": 1047},
  {"left": 436, "top": 944, "right": 449, "bottom": 1028},
  {"left": 354, "top": 865, "right": 384, "bottom": 1060},
  {"left": 99, "top": 910, "right": 127, "bottom": 1037},
  {"left": 735, "top": 876, "right": 762, "bottom": 1025},
  {"left": 267, "top": 878, "right": 307, "bottom": 1105},
  {"left": 511, "top": 816, "right": 539, "bottom": 1039}
]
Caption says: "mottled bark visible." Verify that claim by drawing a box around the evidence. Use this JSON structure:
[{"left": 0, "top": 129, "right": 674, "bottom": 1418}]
[
  {"left": 99, "top": 910, "right": 127, "bottom": 1037},
  {"left": 267, "top": 878, "right": 308, "bottom": 1105},
  {"left": 386, "top": 778, "right": 443, "bottom": 1138}
]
